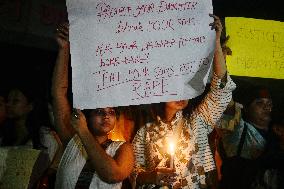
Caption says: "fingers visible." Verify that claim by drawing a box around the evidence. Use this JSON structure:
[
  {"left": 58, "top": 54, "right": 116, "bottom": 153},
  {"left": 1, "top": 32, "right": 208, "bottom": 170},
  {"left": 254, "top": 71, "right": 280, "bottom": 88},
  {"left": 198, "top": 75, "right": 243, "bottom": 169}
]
[
  {"left": 224, "top": 35, "right": 230, "bottom": 44},
  {"left": 209, "top": 14, "right": 222, "bottom": 32},
  {"left": 56, "top": 27, "right": 68, "bottom": 40},
  {"left": 55, "top": 22, "right": 70, "bottom": 48},
  {"left": 155, "top": 167, "right": 176, "bottom": 173},
  {"left": 56, "top": 23, "right": 69, "bottom": 35},
  {"left": 70, "top": 108, "right": 87, "bottom": 130},
  {"left": 72, "top": 108, "right": 80, "bottom": 119},
  {"left": 155, "top": 167, "right": 177, "bottom": 186},
  {"left": 158, "top": 174, "right": 176, "bottom": 186},
  {"left": 209, "top": 13, "right": 219, "bottom": 20}
]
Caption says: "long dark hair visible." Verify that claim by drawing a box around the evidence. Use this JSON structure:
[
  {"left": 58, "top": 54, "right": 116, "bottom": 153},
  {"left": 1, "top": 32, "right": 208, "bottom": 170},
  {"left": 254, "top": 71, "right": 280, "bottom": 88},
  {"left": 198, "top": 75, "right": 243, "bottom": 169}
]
[
  {"left": 1, "top": 85, "right": 50, "bottom": 149},
  {"left": 151, "top": 84, "right": 211, "bottom": 122}
]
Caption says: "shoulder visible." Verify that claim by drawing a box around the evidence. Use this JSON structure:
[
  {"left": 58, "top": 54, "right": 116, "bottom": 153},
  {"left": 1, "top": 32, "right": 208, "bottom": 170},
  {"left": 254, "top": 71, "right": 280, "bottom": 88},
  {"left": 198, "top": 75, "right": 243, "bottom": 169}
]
[
  {"left": 117, "top": 141, "right": 133, "bottom": 151},
  {"left": 114, "top": 141, "right": 133, "bottom": 158},
  {"left": 133, "top": 122, "right": 155, "bottom": 140}
]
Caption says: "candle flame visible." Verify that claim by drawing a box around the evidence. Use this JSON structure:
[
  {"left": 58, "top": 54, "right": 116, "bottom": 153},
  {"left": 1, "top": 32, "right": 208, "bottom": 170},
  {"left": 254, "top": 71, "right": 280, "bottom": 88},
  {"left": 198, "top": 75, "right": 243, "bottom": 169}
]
[{"left": 169, "top": 142, "right": 175, "bottom": 155}]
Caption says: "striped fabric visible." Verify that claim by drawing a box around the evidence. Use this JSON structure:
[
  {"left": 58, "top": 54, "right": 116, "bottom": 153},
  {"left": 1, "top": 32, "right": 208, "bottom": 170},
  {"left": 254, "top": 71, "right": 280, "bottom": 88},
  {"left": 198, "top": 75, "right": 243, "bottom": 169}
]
[
  {"left": 55, "top": 135, "right": 124, "bottom": 189},
  {"left": 131, "top": 74, "right": 236, "bottom": 189}
]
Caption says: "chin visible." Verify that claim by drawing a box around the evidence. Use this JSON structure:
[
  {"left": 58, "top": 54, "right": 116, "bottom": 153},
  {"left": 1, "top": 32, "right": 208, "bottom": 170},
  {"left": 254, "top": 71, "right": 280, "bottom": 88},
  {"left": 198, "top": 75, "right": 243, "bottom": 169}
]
[{"left": 102, "top": 124, "right": 114, "bottom": 132}]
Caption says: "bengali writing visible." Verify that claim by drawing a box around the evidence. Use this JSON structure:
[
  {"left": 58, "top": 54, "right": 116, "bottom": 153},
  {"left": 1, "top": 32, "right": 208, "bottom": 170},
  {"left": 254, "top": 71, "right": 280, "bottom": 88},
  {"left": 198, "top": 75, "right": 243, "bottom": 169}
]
[
  {"left": 115, "top": 16, "right": 198, "bottom": 34},
  {"left": 233, "top": 29, "right": 284, "bottom": 70},
  {"left": 96, "top": 1, "right": 198, "bottom": 21},
  {"left": 93, "top": 57, "right": 210, "bottom": 100},
  {"left": 92, "top": 1, "right": 208, "bottom": 100},
  {"left": 236, "top": 28, "right": 283, "bottom": 43},
  {"left": 68, "top": 0, "right": 214, "bottom": 107},
  {"left": 225, "top": 17, "right": 284, "bottom": 79},
  {"left": 96, "top": 35, "right": 206, "bottom": 67},
  {"left": 235, "top": 56, "right": 284, "bottom": 70},
  {"left": 94, "top": 34, "right": 207, "bottom": 100}
]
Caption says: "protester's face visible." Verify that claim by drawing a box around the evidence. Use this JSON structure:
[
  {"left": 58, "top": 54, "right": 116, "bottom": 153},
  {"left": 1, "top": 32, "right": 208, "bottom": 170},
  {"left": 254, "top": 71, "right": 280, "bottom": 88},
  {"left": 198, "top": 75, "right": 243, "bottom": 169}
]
[
  {"left": 88, "top": 107, "right": 116, "bottom": 135},
  {"left": 165, "top": 100, "right": 189, "bottom": 112},
  {"left": 6, "top": 89, "right": 33, "bottom": 119},
  {"left": 0, "top": 96, "right": 6, "bottom": 124},
  {"left": 247, "top": 98, "right": 272, "bottom": 126}
]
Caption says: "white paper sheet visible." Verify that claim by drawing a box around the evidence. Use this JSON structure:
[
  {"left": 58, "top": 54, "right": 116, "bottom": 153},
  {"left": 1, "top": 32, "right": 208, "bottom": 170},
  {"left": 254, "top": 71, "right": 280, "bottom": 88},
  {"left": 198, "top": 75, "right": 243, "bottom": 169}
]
[{"left": 66, "top": 0, "right": 215, "bottom": 109}]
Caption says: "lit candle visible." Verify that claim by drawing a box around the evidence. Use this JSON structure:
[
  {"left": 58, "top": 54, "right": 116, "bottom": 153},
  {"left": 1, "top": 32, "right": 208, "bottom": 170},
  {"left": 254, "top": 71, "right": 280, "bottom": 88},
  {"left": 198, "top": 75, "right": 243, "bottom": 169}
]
[{"left": 169, "top": 142, "right": 175, "bottom": 169}]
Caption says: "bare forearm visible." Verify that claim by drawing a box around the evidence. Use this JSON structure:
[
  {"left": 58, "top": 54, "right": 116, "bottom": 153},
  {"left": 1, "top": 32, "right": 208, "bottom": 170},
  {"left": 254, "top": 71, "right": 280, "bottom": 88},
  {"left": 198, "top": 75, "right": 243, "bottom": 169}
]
[
  {"left": 51, "top": 47, "right": 69, "bottom": 97},
  {"left": 210, "top": 14, "right": 227, "bottom": 80},
  {"left": 51, "top": 47, "right": 73, "bottom": 145},
  {"left": 77, "top": 128, "right": 131, "bottom": 183},
  {"left": 214, "top": 39, "right": 227, "bottom": 80}
]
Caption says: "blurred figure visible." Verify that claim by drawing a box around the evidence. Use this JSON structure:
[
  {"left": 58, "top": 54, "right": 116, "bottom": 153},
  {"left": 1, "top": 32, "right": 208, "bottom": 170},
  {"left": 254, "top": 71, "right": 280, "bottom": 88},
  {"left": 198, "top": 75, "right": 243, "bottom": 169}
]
[
  {"left": 0, "top": 89, "right": 7, "bottom": 144},
  {"left": 0, "top": 84, "right": 60, "bottom": 189},
  {"left": 217, "top": 86, "right": 279, "bottom": 189},
  {"left": 0, "top": 93, "right": 6, "bottom": 126},
  {"left": 1, "top": 86, "right": 59, "bottom": 156}
]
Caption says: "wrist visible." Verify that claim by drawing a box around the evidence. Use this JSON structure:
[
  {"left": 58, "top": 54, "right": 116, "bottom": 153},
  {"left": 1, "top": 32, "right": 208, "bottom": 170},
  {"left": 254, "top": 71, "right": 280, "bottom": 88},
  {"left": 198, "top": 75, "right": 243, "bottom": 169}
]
[
  {"left": 76, "top": 123, "right": 89, "bottom": 136},
  {"left": 58, "top": 44, "right": 70, "bottom": 52}
]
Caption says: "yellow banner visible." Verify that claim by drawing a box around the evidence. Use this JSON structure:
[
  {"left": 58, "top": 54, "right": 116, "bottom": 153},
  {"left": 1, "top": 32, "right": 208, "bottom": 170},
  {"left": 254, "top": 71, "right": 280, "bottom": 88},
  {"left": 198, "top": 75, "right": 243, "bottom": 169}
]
[
  {"left": 0, "top": 148, "right": 41, "bottom": 189},
  {"left": 225, "top": 17, "right": 284, "bottom": 79}
]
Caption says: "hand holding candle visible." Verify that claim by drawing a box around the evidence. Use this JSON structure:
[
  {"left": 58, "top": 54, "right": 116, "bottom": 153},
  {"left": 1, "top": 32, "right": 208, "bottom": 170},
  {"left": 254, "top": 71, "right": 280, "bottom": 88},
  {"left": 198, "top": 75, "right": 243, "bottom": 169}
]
[{"left": 168, "top": 141, "right": 175, "bottom": 169}]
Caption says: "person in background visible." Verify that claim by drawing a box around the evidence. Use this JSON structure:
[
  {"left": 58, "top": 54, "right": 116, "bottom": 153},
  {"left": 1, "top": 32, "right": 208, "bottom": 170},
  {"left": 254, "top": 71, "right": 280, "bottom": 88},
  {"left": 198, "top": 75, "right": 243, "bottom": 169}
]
[
  {"left": 249, "top": 110, "right": 284, "bottom": 189},
  {"left": 217, "top": 85, "right": 279, "bottom": 189},
  {"left": 1, "top": 85, "right": 59, "bottom": 158},
  {"left": 131, "top": 14, "right": 236, "bottom": 189},
  {"left": 0, "top": 89, "right": 7, "bottom": 143},
  {"left": 0, "top": 84, "right": 60, "bottom": 189},
  {"left": 52, "top": 23, "right": 134, "bottom": 189}
]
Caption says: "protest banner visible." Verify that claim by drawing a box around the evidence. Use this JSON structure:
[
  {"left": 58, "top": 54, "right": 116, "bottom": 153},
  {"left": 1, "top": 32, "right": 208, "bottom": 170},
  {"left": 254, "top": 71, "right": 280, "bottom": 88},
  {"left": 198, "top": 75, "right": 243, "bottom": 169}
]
[
  {"left": 67, "top": 0, "right": 215, "bottom": 108},
  {"left": 225, "top": 17, "right": 284, "bottom": 79}
]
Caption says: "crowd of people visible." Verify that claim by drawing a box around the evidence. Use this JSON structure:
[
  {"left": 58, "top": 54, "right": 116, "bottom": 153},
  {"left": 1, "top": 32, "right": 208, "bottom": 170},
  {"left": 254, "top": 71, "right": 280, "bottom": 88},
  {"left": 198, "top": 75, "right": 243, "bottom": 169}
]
[{"left": 0, "top": 13, "right": 283, "bottom": 189}]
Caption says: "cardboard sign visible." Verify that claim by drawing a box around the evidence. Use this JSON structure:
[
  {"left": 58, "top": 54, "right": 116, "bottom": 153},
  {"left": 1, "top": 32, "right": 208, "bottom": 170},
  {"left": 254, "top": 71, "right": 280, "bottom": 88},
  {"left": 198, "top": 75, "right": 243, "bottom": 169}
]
[{"left": 67, "top": 0, "right": 215, "bottom": 108}]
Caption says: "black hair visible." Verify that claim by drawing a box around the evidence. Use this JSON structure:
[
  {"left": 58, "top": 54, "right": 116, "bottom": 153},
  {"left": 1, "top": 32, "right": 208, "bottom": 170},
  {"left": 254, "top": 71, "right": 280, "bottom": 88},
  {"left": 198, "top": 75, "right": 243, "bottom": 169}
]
[
  {"left": 151, "top": 84, "right": 211, "bottom": 122},
  {"left": 1, "top": 85, "right": 49, "bottom": 149},
  {"left": 82, "top": 107, "right": 120, "bottom": 130}
]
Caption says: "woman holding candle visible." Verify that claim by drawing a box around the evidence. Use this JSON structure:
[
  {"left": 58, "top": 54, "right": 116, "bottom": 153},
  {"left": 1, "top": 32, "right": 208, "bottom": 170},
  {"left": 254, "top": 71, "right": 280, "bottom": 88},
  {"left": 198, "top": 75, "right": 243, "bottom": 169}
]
[{"left": 131, "top": 14, "right": 236, "bottom": 189}]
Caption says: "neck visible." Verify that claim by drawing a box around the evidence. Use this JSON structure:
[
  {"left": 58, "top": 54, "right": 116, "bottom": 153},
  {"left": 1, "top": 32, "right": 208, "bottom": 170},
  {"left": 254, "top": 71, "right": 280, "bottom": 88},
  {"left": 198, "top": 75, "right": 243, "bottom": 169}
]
[
  {"left": 164, "top": 108, "right": 178, "bottom": 123},
  {"left": 13, "top": 117, "right": 29, "bottom": 145},
  {"left": 250, "top": 121, "right": 269, "bottom": 131},
  {"left": 95, "top": 135, "right": 109, "bottom": 144}
]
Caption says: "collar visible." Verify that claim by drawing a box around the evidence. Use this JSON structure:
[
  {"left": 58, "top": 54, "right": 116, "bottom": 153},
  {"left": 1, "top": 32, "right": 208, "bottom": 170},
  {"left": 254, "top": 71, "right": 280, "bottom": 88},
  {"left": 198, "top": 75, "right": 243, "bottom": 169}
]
[{"left": 157, "top": 110, "right": 183, "bottom": 127}]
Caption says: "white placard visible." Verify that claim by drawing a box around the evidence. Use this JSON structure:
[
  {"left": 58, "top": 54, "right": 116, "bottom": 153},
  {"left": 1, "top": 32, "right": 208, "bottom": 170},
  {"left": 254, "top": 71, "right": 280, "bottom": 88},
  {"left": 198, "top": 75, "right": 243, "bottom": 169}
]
[{"left": 67, "top": 0, "right": 215, "bottom": 109}]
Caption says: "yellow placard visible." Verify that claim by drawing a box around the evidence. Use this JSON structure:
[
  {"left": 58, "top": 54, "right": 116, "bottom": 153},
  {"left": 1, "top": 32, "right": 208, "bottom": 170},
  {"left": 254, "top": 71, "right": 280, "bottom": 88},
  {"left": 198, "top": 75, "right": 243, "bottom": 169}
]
[
  {"left": 225, "top": 17, "right": 284, "bottom": 79},
  {"left": 0, "top": 147, "right": 41, "bottom": 189}
]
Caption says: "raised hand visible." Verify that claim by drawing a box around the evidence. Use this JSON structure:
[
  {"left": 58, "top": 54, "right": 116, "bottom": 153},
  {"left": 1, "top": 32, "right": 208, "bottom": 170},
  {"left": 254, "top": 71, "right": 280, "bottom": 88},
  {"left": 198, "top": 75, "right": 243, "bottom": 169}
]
[
  {"left": 154, "top": 167, "right": 177, "bottom": 186},
  {"left": 71, "top": 109, "right": 88, "bottom": 133},
  {"left": 55, "top": 23, "right": 70, "bottom": 49},
  {"left": 209, "top": 14, "right": 223, "bottom": 40}
]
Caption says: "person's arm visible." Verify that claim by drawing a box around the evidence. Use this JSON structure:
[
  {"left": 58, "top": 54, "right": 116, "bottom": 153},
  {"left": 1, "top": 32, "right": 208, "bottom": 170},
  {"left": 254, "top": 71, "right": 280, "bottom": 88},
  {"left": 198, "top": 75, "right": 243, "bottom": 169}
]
[
  {"left": 70, "top": 109, "right": 134, "bottom": 183},
  {"left": 210, "top": 14, "right": 227, "bottom": 80},
  {"left": 51, "top": 24, "right": 74, "bottom": 146},
  {"left": 194, "top": 15, "right": 236, "bottom": 129}
]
